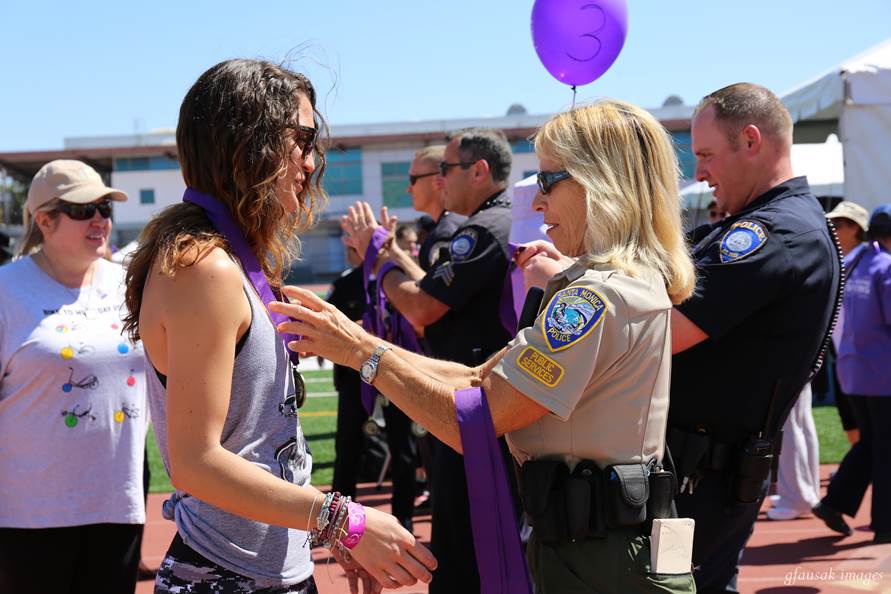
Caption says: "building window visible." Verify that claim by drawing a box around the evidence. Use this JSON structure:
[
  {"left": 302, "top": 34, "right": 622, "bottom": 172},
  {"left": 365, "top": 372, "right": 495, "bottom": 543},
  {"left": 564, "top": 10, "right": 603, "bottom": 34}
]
[
  {"left": 325, "top": 148, "right": 363, "bottom": 195},
  {"left": 381, "top": 162, "right": 411, "bottom": 208},
  {"left": 511, "top": 139, "right": 535, "bottom": 153},
  {"left": 114, "top": 156, "right": 179, "bottom": 171},
  {"left": 139, "top": 189, "right": 155, "bottom": 205},
  {"left": 671, "top": 131, "right": 696, "bottom": 180}
]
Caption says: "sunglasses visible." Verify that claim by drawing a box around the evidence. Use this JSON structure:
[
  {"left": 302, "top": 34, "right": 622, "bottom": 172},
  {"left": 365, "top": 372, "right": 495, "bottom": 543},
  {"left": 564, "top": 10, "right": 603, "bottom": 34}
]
[
  {"left": 409, "top": 171, "right": 438, "bottom": 186},
  {"left": 439, "top": 161, "right": 476, "bottom": 176},
  {"left": 537, "top": 170, "right": 572, "bottom": 195},
  {"left": 294, "top": 125, "right": 317, "bottom": 159},
  {"left": 56, "top": 200, "right": 113, "bottom": 221}
]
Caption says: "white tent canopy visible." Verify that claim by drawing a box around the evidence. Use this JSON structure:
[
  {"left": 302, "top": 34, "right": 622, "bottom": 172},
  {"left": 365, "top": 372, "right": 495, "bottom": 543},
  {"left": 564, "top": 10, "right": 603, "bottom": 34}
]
[
  {"left": 681, "top": 134, "right": 844, "bottom": 211},
  {"left": 782, "top": 38, "right": 891, "bottom": 212}
]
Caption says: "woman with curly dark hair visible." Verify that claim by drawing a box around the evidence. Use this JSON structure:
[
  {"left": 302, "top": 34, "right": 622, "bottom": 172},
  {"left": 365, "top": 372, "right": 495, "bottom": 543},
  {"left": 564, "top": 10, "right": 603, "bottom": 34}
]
[{"left": 124, "top": 59, "right": 434, "bottom": 594}]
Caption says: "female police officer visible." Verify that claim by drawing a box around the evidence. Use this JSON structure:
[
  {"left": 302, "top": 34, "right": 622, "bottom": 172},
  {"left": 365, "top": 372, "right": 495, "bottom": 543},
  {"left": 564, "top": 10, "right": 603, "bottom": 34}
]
[{"left": 271, "top": 100, "right": 696, "bottom": 593}]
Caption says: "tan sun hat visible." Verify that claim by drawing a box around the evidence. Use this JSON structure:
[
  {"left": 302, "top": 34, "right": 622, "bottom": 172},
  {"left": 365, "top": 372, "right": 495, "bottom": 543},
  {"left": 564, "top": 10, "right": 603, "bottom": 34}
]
[
  {"left": 24, "top": 160, "right": 128, "bottom": 226},
  {"left": 826, "top": 200, "right": 869, "bottom": 233}
]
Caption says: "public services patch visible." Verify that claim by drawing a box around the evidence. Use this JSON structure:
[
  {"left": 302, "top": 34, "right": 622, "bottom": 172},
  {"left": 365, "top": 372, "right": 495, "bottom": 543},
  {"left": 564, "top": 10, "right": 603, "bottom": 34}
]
[
  {"left": 542, "top": 286, "right": 607, "bottom": 352},
  {"left": 449, "top": 229, "right": 478, "bottom": 261},
  {"left": 720, "top": 220, "right": 768, "bottom": 263},
  {"left": 516, "top": 346, "right": 565, "bottom": 387}
]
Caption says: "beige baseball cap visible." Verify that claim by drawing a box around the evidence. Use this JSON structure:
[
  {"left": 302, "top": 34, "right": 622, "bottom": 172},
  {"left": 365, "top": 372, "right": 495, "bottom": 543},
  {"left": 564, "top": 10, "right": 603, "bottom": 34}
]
[
  {"left": 24, "top": 160, "right": 128, "bottom": 226},
  {"left": 826, "top": 200, "right": 869, "bottom": 233}
]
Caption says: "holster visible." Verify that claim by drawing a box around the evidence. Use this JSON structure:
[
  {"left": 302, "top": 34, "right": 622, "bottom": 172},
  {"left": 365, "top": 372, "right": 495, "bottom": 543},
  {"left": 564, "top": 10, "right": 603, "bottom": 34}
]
[
  {"left": 519, "top": 459, "right": 654, "bottom": 544},
  {"left": 669, "top": 427, "right": 774, "bottom": 504},
  {"left": 731, "top": 436, "right": 774, "bottom": 504}
]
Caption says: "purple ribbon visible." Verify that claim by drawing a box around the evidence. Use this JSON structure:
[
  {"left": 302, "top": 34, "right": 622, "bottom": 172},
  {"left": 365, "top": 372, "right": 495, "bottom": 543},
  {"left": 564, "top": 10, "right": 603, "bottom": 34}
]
[
  {"left": 456, "top": 387, "right": 533, "bottom": 594},
  {"left": 181, "top": 188, "right": 299, "bottom": 366},
  {"left": 358, "top": 228, "right": 394, "bottom": 414}
]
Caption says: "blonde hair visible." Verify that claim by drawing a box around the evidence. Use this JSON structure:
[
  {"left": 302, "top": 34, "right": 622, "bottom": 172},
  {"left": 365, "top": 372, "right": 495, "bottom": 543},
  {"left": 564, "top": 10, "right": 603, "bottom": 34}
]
[
  {"left": 14, "top": 199, "right": 61, "bottom": 259},
  {"left": 414, "top": 145, "right": 446, "bottom": 166},
  {"left": 534, "top": 99, "right": 695, "bottom": 304}
]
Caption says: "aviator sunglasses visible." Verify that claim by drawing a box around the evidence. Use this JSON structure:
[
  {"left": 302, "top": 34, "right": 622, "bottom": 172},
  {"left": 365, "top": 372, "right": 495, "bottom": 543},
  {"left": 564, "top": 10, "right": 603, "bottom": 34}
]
[
  {"left": 56, "top": 200, "right": 113, "bottom": 220},
  {"left": 537, "top": 170, "right": 572, "bottom": 195}
]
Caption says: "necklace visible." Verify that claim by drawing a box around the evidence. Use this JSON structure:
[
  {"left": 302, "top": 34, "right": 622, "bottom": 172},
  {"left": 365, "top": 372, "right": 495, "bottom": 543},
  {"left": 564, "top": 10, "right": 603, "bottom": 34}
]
[{"left": 34, "top": 251, "right": 99, "bottom": 319}]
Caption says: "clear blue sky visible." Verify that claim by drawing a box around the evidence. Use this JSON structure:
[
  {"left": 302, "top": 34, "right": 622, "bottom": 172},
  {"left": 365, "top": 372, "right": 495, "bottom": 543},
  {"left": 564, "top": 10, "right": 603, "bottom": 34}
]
[{"left": 2, "top": 0, "right": 889, "bottom": 151}]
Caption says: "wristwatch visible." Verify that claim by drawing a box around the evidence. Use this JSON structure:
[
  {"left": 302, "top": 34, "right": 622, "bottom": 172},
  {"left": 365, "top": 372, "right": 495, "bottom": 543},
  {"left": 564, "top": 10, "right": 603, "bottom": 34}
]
[{"left": 359, "top": 344, "right": 391, "bottom": 385}]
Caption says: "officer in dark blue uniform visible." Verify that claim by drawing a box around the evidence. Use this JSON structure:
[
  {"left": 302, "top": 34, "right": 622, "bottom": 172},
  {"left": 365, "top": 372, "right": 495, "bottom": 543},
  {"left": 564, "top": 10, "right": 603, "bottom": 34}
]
[
  {"left": 343, "top": 128, "right": 516, "bottom": 594},
  {"left": 669, "top": 84, "right": 843, "bottom": 594}
]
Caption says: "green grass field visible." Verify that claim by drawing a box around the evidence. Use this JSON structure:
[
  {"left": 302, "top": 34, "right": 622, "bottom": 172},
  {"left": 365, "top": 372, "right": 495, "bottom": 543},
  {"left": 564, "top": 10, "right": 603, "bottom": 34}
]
[{"left": 147, "top": 373, "right": 852, "bottom": 493}]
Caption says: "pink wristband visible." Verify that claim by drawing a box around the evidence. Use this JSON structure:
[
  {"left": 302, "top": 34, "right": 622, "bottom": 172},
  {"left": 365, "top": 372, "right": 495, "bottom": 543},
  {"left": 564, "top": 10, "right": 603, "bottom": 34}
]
[{"left": 341, "top": 502, "right": 366, "bottom": 550}]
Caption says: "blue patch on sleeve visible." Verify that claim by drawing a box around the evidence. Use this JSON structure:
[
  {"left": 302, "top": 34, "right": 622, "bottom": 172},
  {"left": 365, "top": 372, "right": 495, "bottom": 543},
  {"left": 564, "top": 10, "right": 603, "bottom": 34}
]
[
  {"left": 449, "top": 229, "right": 478, "bottom": 261},
  {"left": 719, "top": 220, "right": 768, "bottom": 263},
  {"left": 542, "top": 286, "right": 607, "bottom": 352}
]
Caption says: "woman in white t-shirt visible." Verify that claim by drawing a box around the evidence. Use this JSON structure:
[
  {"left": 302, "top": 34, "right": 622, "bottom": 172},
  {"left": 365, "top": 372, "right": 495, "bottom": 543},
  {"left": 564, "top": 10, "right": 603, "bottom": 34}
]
[{"left": 0, "top": 160, "right": 148, "bottom": 594}]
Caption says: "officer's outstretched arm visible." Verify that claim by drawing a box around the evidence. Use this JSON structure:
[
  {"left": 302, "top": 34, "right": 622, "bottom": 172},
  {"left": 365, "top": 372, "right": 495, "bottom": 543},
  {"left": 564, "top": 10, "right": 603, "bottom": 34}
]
[
  {"left": 272, "top": 287, "right": 548, "bottom": 454},
  {"left": 671, "top": 308, "right": 709, "bottom": 354},
  {"left": 380, "top": 267, "right": 450, "bottom": 327}
]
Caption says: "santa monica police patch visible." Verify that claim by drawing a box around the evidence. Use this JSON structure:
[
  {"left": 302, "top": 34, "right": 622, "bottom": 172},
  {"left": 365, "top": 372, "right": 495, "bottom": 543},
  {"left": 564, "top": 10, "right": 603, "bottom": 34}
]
[
  {"left": 449, "top": 228, "right": 478, "bottom": 261},
  {"left": 720, "top": 220, "right": 768, "bottom": 263},
  {"left": 542, "top": 286, "right": 607, "bottom": 352}
]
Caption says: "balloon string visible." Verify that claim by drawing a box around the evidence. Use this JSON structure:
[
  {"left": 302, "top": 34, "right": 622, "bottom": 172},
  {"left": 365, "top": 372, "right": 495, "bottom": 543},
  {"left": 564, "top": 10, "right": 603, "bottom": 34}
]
[{"left": 571, "top": 85, "right": 577, "bottom": 108}]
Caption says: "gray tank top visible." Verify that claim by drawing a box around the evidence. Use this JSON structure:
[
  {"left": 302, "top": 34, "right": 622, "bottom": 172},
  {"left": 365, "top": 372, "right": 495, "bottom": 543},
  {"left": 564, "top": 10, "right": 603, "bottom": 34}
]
[{"left": 146, "top": 272, "right": 313, "bottom": 587}]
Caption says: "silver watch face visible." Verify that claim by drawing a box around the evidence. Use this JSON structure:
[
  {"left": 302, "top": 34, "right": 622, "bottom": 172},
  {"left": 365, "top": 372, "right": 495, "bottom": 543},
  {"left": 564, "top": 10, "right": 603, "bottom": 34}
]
[{"left": 360, "top": 361, "right": 375, "bottom": 382}]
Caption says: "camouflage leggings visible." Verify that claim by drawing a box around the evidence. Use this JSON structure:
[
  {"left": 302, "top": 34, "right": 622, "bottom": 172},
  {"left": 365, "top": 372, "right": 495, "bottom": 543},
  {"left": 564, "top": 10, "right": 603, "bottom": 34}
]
[{"left": 154, "top": 535, "right": 318, "bottom": 594}]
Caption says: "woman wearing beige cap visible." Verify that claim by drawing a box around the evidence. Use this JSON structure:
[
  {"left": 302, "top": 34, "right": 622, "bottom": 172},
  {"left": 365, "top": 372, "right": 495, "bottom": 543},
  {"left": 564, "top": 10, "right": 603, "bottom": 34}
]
[{"left": 0, "top": 160, "right": 149, "bottom": 593}]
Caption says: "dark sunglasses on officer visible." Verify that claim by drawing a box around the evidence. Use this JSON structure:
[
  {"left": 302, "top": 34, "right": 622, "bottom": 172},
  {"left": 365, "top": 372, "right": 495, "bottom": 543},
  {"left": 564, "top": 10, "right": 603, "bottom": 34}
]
[
  {"left": 409, "top": 171, "right": 438, "bottom": 186},
  {"left": 537, "top": 170, "right": 572, "bottom": 195}
]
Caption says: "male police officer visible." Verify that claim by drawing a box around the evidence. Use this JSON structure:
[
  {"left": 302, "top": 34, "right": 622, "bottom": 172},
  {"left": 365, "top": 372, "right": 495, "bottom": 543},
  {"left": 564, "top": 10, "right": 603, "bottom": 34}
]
[
  {"left": 344, "top": 128, "right": 515, "bottom": 594},
  {"left": 407, "top": 145, "right": 466, "bottom": 271},
  {"left": 669, "top": 83, "right": 843, "bottom": 593}
]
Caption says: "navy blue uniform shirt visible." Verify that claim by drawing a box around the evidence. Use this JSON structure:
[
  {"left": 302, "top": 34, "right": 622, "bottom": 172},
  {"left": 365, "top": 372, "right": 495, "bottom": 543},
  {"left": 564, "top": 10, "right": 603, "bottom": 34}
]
[
  {"left": 419, "top": 192, "right": 513, "bottom": 366},
  {"left": 670, "top": 177, "right": 842, "bottom": 443},
  {"left": 418, "top": 211, "right": 466, "bottom": 273}
]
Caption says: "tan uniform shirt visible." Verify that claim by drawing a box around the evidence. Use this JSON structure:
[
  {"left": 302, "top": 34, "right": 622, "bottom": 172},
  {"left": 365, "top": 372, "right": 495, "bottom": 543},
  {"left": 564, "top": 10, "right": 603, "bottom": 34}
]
[{"left": 492, "top": 260, "right": 671, "bottom": 470}]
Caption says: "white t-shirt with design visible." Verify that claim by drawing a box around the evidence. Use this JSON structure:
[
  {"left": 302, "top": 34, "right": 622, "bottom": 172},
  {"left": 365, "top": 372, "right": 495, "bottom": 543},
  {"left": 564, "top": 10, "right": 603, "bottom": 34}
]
[{"left": 0, "top": 256, "right": 148, "bottom": 528}]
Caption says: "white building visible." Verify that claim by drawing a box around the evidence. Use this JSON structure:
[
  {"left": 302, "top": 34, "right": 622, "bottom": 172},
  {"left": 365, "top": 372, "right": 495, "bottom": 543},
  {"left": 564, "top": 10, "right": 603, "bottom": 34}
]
[{"left": 1, "top": 103, "right": 694, "bottom": 281}]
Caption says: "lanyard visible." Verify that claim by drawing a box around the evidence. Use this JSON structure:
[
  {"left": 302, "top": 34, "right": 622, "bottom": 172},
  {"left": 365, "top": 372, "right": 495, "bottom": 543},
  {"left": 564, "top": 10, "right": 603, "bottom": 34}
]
[{"left": 182, "top": 188, "right": 306, "bottom": 403}]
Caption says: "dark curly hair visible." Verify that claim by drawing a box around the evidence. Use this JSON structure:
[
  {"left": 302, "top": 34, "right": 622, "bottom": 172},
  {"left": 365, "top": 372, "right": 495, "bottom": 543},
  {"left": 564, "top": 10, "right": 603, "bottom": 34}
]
[{"left": 123, "top": 58, "right": 327, "bottom": 340}]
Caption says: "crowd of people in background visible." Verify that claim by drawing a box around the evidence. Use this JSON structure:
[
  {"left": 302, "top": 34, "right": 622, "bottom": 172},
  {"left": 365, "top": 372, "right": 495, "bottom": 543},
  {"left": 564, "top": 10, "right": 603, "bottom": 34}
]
[{"left": 0, "top": 59, "right": 889, "bottom": 594}]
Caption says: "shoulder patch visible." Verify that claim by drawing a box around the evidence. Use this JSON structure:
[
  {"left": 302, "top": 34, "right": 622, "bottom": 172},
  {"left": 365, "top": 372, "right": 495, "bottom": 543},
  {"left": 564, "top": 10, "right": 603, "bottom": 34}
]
[
  {"left": 542, "top": 286, "right": 607, "bottom": 352},
  {"left": 516, "top": 346, "right": 565, "bottom": 387},
  {"left": 449, "top": 228, "right": 478, "bottom": 261},
  {"left": 427, "top": 240, "right": 451, "bottom": 267},
  {"left": 720, "top": 220, "right": 768, "bottom": 263}
]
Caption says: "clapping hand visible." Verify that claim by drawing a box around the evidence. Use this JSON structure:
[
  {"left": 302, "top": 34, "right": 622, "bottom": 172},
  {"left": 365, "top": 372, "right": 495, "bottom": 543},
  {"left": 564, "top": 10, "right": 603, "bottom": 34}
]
[{"left": 341, "top": 202, "right": 398, "bottom": 257}]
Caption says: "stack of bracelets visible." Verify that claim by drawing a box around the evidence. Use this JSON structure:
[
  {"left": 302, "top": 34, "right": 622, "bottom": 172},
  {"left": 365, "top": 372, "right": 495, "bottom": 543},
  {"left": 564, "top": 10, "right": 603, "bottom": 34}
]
[{"left": 308, "top": 491, "right": 366, "bottom": 559}]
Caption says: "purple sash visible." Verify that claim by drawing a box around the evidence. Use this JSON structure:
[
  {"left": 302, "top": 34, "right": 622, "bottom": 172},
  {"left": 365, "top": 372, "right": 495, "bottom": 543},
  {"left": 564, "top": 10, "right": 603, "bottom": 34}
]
[
  {"left": 182, "top": 188, "right": 299, "bottom": 366},
  {"left": 456, "top": 387, "right": 533, "bottom": 594},
  {"left": 358, "top": 228, "right": 394, "bottom": 414}
]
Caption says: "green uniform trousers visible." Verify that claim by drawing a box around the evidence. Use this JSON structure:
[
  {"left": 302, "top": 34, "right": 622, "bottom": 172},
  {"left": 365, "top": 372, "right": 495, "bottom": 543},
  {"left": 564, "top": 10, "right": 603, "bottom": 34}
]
[{"left": 527, "top": 527, "right": 696, "bottom": 593}]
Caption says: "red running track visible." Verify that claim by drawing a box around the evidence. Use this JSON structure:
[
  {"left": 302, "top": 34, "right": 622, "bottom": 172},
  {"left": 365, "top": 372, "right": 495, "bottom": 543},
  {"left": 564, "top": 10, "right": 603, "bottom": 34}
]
[{"left": 137, "top": 466, "right": 891, "bottom": 594}]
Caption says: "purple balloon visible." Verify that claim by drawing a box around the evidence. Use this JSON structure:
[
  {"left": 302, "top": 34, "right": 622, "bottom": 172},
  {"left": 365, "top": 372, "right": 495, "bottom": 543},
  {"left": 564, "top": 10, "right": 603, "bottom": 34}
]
[{"left": 531, "top": 0, "right": 628, "bottom": 87}]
